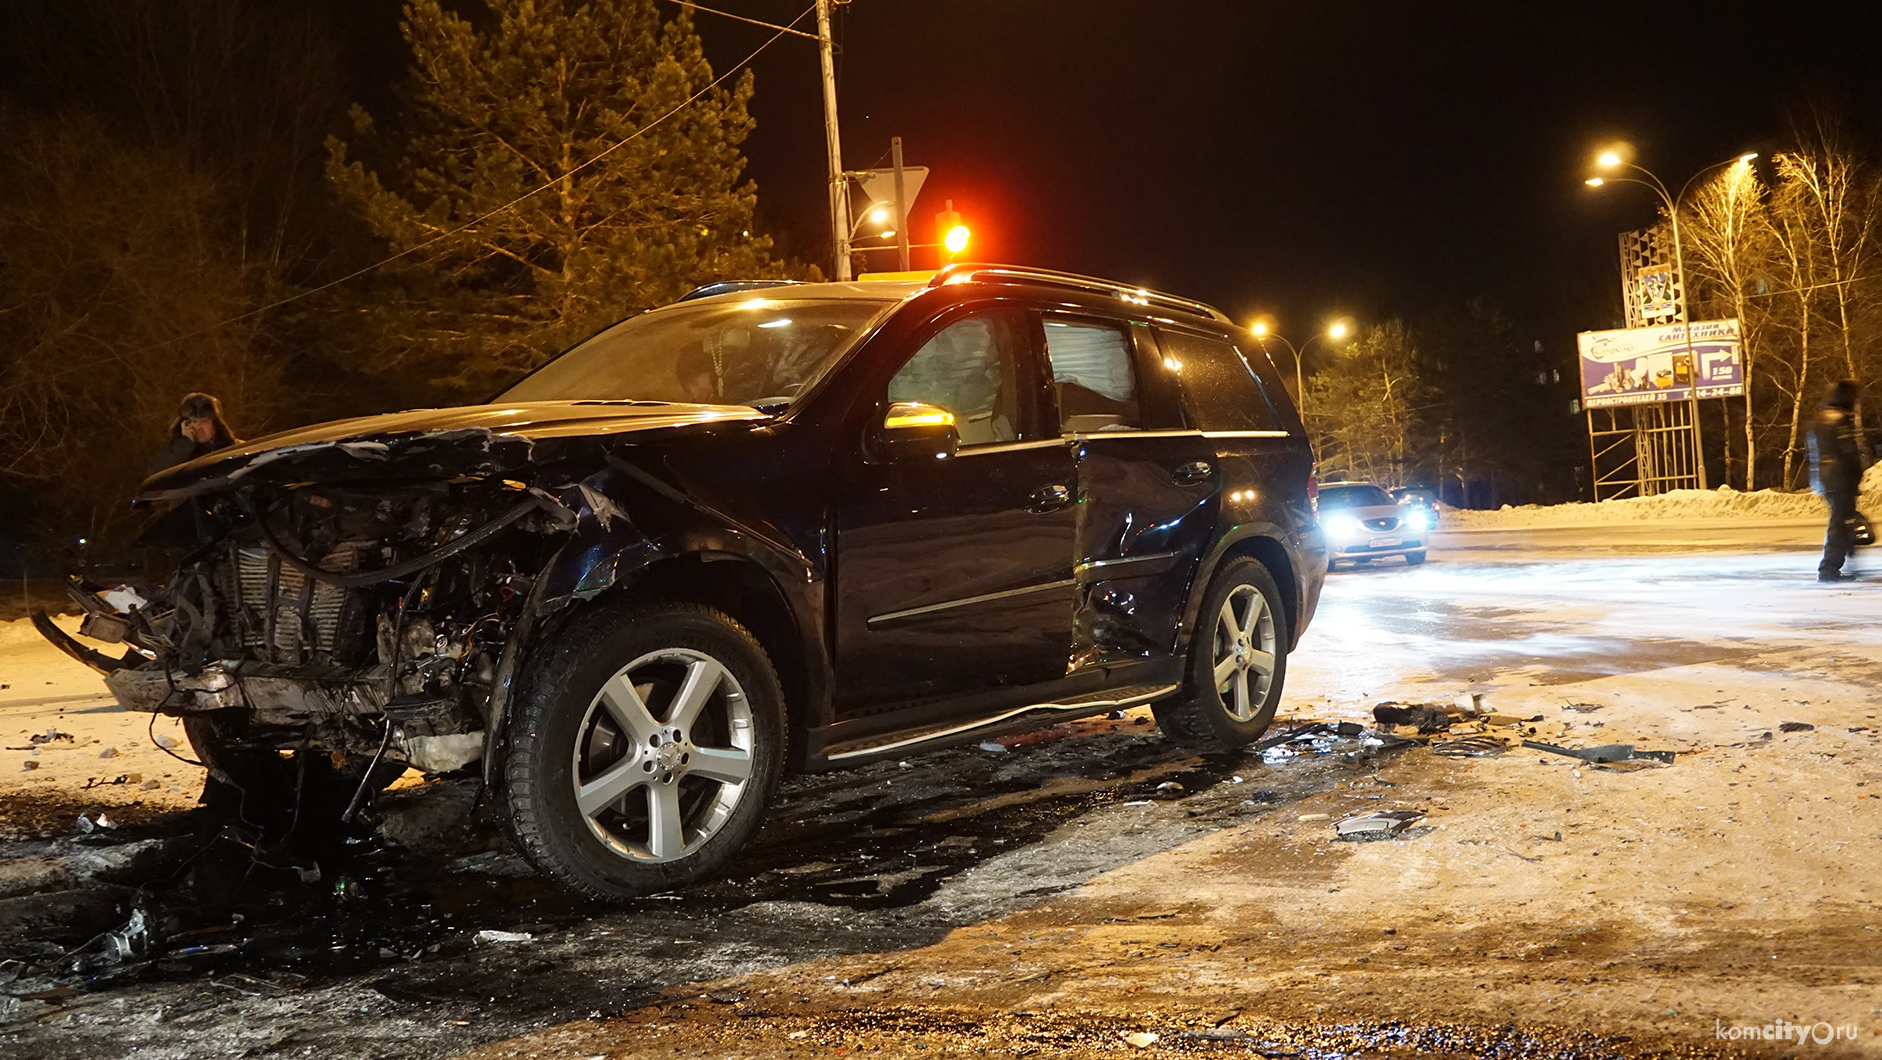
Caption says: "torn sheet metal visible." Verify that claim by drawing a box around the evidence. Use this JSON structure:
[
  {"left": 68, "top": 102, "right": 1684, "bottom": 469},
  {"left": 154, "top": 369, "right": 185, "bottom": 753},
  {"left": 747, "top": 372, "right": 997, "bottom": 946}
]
[{"left": 1521, "top": 740, "right": 1676, "bottom": 764}]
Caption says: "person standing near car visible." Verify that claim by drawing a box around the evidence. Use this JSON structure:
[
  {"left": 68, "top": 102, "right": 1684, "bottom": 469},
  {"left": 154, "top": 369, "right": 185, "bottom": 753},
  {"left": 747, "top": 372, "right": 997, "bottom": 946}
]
[
  {"left": 1808, "top": 380, "right": 1869, "bottom": 582},
  {"left": 147, "top": 392, "right": 241, "bottom": 476}
]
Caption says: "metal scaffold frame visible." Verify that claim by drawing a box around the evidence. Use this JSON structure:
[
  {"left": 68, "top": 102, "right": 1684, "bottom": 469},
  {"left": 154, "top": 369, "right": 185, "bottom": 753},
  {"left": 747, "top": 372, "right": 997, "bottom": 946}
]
[
  {"left": 1585, "top": 224, "right": 1706, "bottom": 498},
  {"left": 1587, "top": 401, "right": 1702, "bottom": 499}
]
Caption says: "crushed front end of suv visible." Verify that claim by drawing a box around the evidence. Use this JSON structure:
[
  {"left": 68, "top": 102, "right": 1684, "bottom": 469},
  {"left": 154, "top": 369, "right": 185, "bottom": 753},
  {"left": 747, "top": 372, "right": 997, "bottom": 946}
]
[{"left": 39, "top": 265, "right": 1328, "bottom": 897}]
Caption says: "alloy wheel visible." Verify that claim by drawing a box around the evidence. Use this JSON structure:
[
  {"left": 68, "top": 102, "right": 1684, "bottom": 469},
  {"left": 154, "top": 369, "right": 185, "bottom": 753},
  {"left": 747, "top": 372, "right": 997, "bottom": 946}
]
[
  {"left": 1211, "top": 584, "right": 1277, "bottom": 721},
  {"left": 571, "top": 648, "right": 755, "bottom": 863}
]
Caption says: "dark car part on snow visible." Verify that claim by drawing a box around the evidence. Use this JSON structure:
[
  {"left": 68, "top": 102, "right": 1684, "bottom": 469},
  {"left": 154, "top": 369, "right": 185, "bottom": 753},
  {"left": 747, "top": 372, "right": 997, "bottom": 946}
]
[
  {"left": 39, "top": 264, "right": 1328, "bottom": 897},
  {"left": 1521, "top": 740, "right": 1676, "bottom": 764}
]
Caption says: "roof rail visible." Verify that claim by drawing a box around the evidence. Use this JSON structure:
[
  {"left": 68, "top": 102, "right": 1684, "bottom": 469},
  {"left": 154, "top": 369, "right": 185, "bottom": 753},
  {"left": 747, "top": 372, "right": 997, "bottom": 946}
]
[
  {"left": 676, "top": 279, "right": 803, "bottom": 303},
  {"left": 928, "top": 263, "right": 1232, "bottom": 325}
]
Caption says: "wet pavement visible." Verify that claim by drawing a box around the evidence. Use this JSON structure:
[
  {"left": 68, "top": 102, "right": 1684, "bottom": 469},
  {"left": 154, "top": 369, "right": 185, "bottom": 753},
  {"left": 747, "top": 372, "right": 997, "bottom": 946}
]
[
  {"left": 0, "top": 715, "right": 1400, "bottom": 1059},
  {"left": 5, "top": 527, "right": 1877, "bottom": 1059}
]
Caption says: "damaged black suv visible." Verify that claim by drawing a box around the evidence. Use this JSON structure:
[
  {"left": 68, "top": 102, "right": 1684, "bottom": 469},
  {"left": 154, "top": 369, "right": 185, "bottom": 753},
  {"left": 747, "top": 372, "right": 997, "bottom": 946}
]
[{"left": 41, "top": 264, "right": 1327, "bottom": 897}]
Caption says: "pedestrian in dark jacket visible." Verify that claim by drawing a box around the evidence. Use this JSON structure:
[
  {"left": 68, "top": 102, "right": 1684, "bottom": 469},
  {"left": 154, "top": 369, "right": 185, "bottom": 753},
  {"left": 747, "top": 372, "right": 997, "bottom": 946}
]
[
  {"left": 147, "top": 392, "right": 240, "bottom": 476},
  {"left": 1807, "top": 380, "right": 1868, "bottom": 581}
]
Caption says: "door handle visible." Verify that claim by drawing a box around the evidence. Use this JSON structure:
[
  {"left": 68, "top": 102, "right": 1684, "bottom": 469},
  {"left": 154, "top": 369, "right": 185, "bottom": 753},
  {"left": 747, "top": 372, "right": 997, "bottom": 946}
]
[
  {"left": 1172, "top": 461, "right": 1213, "bottom": 485},
  {"left": 1028, "top": 484, "right": 1072, "bottom": 512}
]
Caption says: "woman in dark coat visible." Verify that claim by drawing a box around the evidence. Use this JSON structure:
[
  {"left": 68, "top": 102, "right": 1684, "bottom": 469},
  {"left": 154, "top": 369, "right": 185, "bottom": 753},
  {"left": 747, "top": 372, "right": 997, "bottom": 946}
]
[{"left": 147, "top": 392, "right": 240, "bottom": 476}]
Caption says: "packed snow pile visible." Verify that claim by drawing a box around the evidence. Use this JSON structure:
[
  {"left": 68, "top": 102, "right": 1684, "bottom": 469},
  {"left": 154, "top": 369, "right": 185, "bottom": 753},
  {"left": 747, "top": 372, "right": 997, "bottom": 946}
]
[{"left": 1442, "top": 463, "right": 1882, "bottom": 531}]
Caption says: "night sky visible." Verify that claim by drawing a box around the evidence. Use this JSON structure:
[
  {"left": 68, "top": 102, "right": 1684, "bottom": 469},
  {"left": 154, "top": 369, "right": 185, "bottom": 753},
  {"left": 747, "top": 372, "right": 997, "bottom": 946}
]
[
  {"left": 162, "top": 0, "right": 1882, "bottom": 358},
  {"left": 658, "top": 1, "right": 1882, "bottom": 360}
]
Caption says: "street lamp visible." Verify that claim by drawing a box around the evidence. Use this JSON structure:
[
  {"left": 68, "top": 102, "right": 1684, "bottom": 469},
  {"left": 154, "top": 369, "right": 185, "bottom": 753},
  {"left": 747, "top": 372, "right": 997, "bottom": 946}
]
[
  {"left": 1585, "top": 148, "right": 1758, "bottom": 490},
  {"left": 1249, "top": 320, "right": 1351, "bottom": 416}
]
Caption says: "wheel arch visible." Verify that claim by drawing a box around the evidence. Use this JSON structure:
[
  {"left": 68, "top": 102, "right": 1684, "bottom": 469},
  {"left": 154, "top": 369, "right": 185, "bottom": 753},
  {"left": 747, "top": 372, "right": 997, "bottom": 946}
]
[
  {"left": 557, "top": 549, "right": 825, "bottom": 769},
  {"left": 1181, "top": 530, "right": 1303, "bottom": 655}
]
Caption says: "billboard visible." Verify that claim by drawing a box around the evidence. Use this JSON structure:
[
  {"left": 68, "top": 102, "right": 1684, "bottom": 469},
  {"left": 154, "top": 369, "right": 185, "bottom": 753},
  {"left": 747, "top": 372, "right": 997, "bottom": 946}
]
[
  {"left": 1635, "top": 265, "right": 1678, "bottom": 319},
  {"left": 1577, "top": 318, "right": 1744, "bottom": 409}
]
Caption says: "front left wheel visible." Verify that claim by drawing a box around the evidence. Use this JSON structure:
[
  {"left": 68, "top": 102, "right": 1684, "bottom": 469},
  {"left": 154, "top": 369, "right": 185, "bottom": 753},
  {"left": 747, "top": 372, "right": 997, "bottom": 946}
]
[{"left": 502, "top": 601, "right": 786, "bottom": 899}]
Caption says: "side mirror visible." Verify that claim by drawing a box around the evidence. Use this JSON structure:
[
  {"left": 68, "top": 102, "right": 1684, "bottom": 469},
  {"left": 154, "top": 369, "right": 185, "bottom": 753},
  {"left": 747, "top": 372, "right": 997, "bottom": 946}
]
[{"left": 878, "top": 402, "right": 960, "bottom": 462}]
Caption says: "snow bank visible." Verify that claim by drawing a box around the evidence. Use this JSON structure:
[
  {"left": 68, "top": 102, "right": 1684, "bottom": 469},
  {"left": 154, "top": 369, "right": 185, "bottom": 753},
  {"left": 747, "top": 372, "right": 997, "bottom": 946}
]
[{"left": 1443, "top": 463, "right": 1882, "bottom": 530}]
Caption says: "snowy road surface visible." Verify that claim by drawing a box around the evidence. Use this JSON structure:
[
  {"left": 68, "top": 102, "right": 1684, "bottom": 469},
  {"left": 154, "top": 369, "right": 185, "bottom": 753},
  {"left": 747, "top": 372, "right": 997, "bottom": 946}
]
[{"left": 2, "top": 515, "right": 1878, "bottom": 1058}]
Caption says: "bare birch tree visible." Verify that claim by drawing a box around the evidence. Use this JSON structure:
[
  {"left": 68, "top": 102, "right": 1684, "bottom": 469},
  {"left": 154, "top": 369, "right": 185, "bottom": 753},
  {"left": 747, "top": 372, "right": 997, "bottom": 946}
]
[
  {"left": 1780, "top": 116, "right": 1881, "bottom": 441},
  {"left": 1682, "top": 159, "right": 1771, "bottom": 487}
]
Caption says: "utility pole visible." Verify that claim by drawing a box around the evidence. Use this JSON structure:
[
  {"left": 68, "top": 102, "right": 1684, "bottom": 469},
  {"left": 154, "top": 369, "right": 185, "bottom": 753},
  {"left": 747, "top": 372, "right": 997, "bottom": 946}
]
[
  {"left": 1667, "top": 208, "right": 1707, "bottom": 489},
  {"left": 891, "top": 136, "right": 910, "bottom": 272},
  {"left": 815, "top": 0, "right": 850, "bottom": 280}
]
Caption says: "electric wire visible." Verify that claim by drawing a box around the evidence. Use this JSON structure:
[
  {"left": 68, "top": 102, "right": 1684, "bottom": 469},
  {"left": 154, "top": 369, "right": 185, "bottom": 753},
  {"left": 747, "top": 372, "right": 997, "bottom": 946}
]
[{"left": 101, "top": 4, "right": 817, "bottom": 364}]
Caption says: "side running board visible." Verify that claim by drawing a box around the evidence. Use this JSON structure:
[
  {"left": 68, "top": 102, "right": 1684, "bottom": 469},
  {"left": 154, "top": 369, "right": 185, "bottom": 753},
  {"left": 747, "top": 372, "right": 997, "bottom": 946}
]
[{"left": 822, "top": 683, "right": 1179, "bottom": 762}]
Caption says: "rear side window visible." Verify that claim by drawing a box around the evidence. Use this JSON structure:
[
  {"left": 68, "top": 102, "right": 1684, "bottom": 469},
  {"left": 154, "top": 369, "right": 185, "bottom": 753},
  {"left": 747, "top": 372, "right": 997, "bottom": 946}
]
[
  {"left": 1043, "top": 318, "right": 1140, "bottom": 431},
  {"left": 1157, "top": 330, "right": 1281, "bottom": 432}
]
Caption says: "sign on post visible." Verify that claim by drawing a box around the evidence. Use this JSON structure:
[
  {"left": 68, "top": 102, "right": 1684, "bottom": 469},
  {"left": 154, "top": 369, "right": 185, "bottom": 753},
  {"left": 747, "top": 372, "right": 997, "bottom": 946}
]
[{"left": 1576, "top": 319, "right": 1744, "bottom": 409}]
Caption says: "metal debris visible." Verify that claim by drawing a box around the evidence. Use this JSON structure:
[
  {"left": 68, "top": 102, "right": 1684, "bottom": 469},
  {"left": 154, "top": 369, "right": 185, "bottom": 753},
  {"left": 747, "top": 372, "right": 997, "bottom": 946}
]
[
  {"left": 474, "top": 929, "right": 534, "bottom": 945},
  {"left": 1779, "top": 721, "right": 1814, "bottom": 732},
  {"left": 1336, "top": 809, "right": 1425, "bottom": 839},
  {"left": 1432, "top": 734, "right": 1507, "bottom": 757},
  {"left": 1521, "top": 740, "right": 1675, "bottom": 764}
]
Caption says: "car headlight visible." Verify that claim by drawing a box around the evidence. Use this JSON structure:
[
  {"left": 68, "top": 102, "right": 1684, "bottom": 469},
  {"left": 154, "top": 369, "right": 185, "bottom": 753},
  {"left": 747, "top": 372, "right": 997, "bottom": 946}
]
[
  {"left": 1404, "top": 509, "right": 1432, "bottom": 531},
  {"left": 1322, "top": 514, "right": 1362, "bottom": 540}
]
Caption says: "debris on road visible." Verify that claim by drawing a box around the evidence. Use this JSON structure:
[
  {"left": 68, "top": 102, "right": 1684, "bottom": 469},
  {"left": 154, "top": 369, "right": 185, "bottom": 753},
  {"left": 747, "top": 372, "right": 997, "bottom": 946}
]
[
  {"left": 1259, "top": 721, "right": 1408, "bottom": 763},
  {"left": 1372, "top": 702, "right": 1454, "bottom": 732},
  {"left": 474, "top": 929, "right": 535, "bottom": 945},
  {"left": 1337, "top": 810, "right": 1425, "bottom": 839},
  {"left": 1779, "top": 721, "right": 1815, "bottom": 732},
  {"left": 1432, "top": 735, "right": 1506, "bottom": 758},
  {"left": 1522, "top": 740, "right": 1676, "bottom": 765},
  {"left": 1123, "top": 1031, "right": 1160, "bottom": 1048},
  {"left": 977, "top": 741, "right": 1007, "bottom": 753}
]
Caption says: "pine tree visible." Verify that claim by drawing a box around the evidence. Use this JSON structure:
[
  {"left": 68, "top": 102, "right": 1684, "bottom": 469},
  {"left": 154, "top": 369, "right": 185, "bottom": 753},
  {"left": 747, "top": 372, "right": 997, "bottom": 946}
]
[{"left": 326, "top": 0, "right": 790, "bottom": 393}]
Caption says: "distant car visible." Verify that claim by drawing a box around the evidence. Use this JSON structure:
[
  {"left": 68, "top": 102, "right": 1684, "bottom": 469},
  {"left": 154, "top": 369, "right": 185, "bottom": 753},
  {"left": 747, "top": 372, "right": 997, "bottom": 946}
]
[
  {"left": 1389, "top": 487, "right": 1441, "bottom": 529},
  {"left": 1317, "top": 482, "right": 1427, "bottom": 569}
]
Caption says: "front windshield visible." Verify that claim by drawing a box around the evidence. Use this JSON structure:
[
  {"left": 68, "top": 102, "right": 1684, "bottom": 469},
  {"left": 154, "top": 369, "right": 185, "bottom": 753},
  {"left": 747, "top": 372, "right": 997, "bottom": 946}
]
[
  {"left": 1318, "top": 484, "right": 1392, "bottom": 509},
  {"left": 498, "top": 297, "right": 893, "bottom": 406}
]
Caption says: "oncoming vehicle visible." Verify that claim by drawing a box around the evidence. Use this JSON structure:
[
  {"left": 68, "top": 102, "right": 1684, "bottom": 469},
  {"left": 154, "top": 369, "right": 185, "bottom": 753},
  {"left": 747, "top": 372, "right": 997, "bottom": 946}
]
[
  {"left": 37, "top": 264, "right": 1328, "bottom": 898},
  {"left": 1317, "top": 482, "right": 1428, "bottom": 569},
  {"left": 1389, "top": 486, "right": 1440, "bottom": 529}
]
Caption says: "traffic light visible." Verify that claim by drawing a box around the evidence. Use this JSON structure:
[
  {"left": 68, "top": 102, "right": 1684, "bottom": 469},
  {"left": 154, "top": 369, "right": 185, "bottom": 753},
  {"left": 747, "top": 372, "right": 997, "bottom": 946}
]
[{"left": 935, "top": 198, "right": 969, "bottom": 261}]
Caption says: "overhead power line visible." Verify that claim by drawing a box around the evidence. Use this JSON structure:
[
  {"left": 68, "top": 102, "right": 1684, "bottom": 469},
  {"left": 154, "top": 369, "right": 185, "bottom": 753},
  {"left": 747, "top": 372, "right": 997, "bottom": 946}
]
[
  {"left": 114, "top": 3, "right": 816, "bottom": 363},
  {"left": 664, "top": 0, "right": 824, "bottom": 41}
]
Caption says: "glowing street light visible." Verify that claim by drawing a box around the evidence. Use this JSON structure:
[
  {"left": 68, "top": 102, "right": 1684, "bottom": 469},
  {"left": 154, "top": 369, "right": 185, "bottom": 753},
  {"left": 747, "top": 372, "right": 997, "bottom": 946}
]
[
  {"left": 1248, "top": 319, "right": 1352, "bottom": 417},
  {"left": 1583, "top": 146, "right": 1760, "bottom": 489}
]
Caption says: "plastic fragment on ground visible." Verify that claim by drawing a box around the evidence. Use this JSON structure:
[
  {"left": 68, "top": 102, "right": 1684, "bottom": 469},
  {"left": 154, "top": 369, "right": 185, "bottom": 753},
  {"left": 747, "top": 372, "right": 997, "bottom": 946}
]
[
  {"left": 474, "top": 929, "right": 535, "bottom": 944},
  {"left": 1336, "top": 809, "right": 1425, "bottom": 838}
]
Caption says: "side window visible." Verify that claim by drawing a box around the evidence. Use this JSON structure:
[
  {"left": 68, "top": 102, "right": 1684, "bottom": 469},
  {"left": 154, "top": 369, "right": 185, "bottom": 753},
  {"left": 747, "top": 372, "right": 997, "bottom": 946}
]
[
  {"left": 1157, "top": 330, "right": 1282, "bottom": 431},
  {"left": 1043, "top": 318, "right": 1140, "bottom": 432},
  {"left": 887, "top": 313, "right": 1022, "bottom": 446}
]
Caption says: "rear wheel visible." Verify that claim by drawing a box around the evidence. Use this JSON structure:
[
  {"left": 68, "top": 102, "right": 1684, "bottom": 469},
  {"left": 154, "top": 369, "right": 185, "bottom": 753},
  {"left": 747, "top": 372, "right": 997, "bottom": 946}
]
[
  {"left": 1152, "top": 557, "right": 1289, "bottom": 749},
  {"left": 502, "top": 601, "right": 785, "bottom": 898}
]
